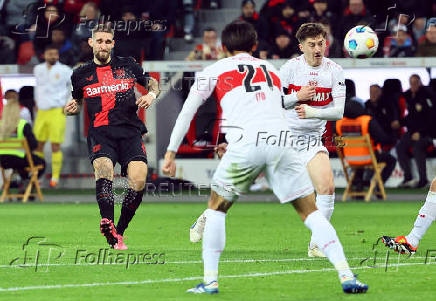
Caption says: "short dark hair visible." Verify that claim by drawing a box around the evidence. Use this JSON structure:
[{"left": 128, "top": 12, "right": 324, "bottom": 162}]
[
  {"left": 44, "top": 44, "right": 59, "bottom": 52},
  {"left": 295, "top": 23, "right": 327, "bottom": 43},
  {"left": 410, "top": 74, "right": 421, "bottom": 81},
  {"left": 221, "top": 20, "right": 257, "bottom": 53},
  {"left": 203, "top": 27, "right": 216, "bottom": 33},
  {"left": 241, "top": 0, "right": 255, "bottom": 7},
  {"left": 4, "top": 89, "right": 18, "bottom": 95},
  {"left": 92, "top": 23, "right": 115, "bottom": 39}
]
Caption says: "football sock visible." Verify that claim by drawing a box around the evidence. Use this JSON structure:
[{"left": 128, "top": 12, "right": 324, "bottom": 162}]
[
  {"left": 96, "top": 178, "right": 114, "bottom": 222},
  {"left": 202, "top": 209, "right": 226, "bottom": 284},
  {"left": 406, "top": 191, "right": 436, "bottom": 248},
  {"left": 304, "top": 210, "right": 354, "bottom": 280},
  {"left": 310, "top": 194, "right": 335, "bottom": 248},
  {"left": 51, "top": 151, "right": 63, "bottom": 181},
  {"left": 116, "top": 188, "right": 144, "bottom": 235}
]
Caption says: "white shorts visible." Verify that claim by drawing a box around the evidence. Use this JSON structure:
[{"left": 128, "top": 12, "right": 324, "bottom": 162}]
[
  {"left": 288, "top": 130, "right": 329, "bottom": 166},
  {"left": 297, "top": 144, "right": 329, "bottom": 166},
  {"left": 211, "top": 143, "right": 314, "bottom": 203}
]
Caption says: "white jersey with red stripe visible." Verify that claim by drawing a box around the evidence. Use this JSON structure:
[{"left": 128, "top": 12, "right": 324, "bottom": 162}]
[
  {"left": 190, "top": 52, "right": 287, "bottom": 146},
  {"left": 279, "top": 54, "right": 345, "bottom": 135}
]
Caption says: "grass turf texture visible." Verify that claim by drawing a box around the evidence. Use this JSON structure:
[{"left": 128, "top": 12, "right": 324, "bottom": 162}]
[{"left": 1, "top": 201, "right": 435, "bottom": 300}]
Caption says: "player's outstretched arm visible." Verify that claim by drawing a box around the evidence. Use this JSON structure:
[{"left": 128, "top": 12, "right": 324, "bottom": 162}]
[
  {"left": 162, "top": 91, "right": 205, "bottom": 177},
  {"left": 64, "top": 99, "right": 81, "bottom": 115}
]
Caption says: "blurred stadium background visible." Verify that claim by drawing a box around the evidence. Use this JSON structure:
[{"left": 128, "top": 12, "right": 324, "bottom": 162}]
[
  {"left": 1, "top": 1, "right": 436, "bottom": 299},
  {"left": 0, "top": 0, "right": 435, "bottom": 193}
]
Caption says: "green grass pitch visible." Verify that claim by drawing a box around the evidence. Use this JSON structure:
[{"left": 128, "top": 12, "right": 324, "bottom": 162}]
[{"left": 1, "top": 201, "right": 435, "bottom": 300}]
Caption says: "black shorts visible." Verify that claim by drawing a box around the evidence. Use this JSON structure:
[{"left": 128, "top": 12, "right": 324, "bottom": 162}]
[{"left": 87, "top": 126, "right": 148, "bottom": 176}]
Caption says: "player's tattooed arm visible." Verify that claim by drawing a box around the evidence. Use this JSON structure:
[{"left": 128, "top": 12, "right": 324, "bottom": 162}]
[
  {"left": 147, "top": 77, "right": 160, "bottom": 99},
  {"left": 64, "top": 99, "right": 82, "bottom": 115},
  {"left": 136, "top": 77, "right": 160, "bottom": 109}
]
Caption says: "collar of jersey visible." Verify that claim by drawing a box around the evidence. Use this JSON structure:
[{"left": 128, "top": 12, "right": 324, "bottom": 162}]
[
  {"left": 93, "top": 58, "right": 113, "bottom": 67},
  {"left": 233, "top": 52, "right": 252, "bottom": 58},
  {"left": 301, "top": 54, "right": 324, "bottom": 70}
]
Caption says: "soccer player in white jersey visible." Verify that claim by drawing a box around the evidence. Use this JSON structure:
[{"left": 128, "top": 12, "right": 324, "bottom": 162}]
[
  {"left": 162, "top": 21, "right": 367, "bottom": 295},
  {"left": 382, "top": 176, "right": 436, "bottom": 255},
  {"left": 280, "top": 23, "right": 346, "bottom": 258}
]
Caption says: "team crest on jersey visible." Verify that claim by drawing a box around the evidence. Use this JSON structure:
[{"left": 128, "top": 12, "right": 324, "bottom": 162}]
[
  {"left": 115, "top": 69, "right": 126, "bottom": 78},
  {"left": 308, "top": 80, "right": 318, "bottom": 87}
]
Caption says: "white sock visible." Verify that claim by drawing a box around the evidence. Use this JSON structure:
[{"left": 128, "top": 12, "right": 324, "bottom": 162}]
[
  {"left": 406, "top": 191, "right": 436, "bottom": 248},
  {"left": 304, "top": 210, "right": 353, "bottom": 280},
  {"left": 202, "top": 209, "right": 226, "bottom": 284},
  {"left": 310, "top": 194, "right": 335, "bottom": 248}
]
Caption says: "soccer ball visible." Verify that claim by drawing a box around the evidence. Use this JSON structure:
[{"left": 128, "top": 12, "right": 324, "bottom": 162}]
[{"left": 344, "top": 25, "right": 379, "bottom": 58}]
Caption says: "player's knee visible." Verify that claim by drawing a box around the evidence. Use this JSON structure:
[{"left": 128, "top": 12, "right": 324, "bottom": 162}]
[
  {"left": 93, "top": 158, "right": 114, "bottom": 180},
  {"left": 51, "top": 143, "right": 61, "bottom": 152},
  {"left": 129, "top": 177, "right": 146, "bottom": 191},
  {"left": 208, "top": 191, "right": 233, "bottom": 213},
  {"left": 128, "top": 169, "right": 147, "bottom": 191},
  {"left": 315, "top": 181, "right": 334, "bottom": 195}
]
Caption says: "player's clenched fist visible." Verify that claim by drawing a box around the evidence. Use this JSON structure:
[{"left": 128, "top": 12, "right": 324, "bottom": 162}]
[
  {"left": 214, "top": 143, "right": 227, "bottom": 159},
  {"left": 296, "top": 86, "right": 316, "bottom": 101},
  {"left": 162, "top": 151, "right": 177, "bottom": 177},
  {"left": 64, "top": 99, "right": 80, "bottom": 115}
]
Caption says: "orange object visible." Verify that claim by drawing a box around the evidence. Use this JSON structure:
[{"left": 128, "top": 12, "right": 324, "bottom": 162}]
[{"left": 336, "top": 115, "right": 380, "bottom": 165}]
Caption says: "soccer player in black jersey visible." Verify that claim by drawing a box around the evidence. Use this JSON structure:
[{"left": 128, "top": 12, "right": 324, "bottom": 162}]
[{"left": 64, "top": 24, "right": 160, "bottom": 250}]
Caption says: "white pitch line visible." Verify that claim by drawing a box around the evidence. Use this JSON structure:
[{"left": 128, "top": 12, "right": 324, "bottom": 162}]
[
  {"left": 0, "top": 256, "right": 430, "bottom": 269},
  {"left": 0, "top": 257, "right": 332, "bottom": 269},
  {"left": 0, "top": 261, "right": 434, "bottom": 292}
]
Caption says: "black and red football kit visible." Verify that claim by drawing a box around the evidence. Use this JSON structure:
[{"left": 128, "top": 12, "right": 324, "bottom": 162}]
[{"left": 71, "top": 56, "right": 149, "bottom": 174}]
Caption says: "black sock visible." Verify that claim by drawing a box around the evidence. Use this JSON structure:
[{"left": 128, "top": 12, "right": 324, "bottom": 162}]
[
  {"left": 96, "top": 178, "right": 115, "bottom": 221},
  {"left": 116, "top": 188, "right": 144, "bottom": 235}
]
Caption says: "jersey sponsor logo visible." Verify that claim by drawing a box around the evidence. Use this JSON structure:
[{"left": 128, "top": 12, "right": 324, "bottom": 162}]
[
  {"left": 84, "top": 80, "right": 132, "bottom": 97},
  {"left": 288, "top": 84, "right": 333, "bottom": 106}
]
